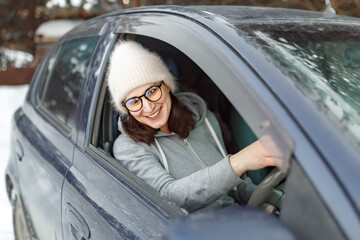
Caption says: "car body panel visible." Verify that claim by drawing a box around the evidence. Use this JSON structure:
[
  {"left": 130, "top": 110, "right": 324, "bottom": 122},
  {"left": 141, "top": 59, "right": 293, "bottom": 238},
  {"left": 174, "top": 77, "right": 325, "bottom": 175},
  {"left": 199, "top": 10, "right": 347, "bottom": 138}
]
[
  {"left": 9, "top": 42, "right": 75, "bottom": 239},
  {"left": 62, "top": 146, "right": 171, "bottom": 239},
  {"left": 15, "top": 109, "right": 72, "bottom": 240}
]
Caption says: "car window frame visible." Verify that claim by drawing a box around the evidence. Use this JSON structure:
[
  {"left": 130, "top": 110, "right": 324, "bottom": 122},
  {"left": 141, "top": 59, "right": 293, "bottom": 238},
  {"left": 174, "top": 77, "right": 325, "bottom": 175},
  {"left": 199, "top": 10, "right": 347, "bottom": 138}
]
[
  {"left": 36, "top": 41, "right": 72, "bottom": 136},
  {"left": 86, "top": 47, "right": 187, "bottom": 219},
  {"left": 31, "top": 35, "right": 101, "bottom": 142},
  {"left": 85, "top": 11, "right": 297, "bottom": 218},
  {"left": 29, "top": 18, "right": 108, "bottom": 143},
  {"left": 113, "top": 13, "right": 294, "bottom": 170}
]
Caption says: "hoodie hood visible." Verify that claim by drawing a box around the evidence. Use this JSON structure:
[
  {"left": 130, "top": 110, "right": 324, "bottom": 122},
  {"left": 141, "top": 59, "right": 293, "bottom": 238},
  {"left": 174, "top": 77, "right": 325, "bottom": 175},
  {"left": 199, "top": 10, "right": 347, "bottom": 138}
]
[
  {"left": 176, "top": 92, "right": 207, "bottom": 126},
  {"left": 118, "top": 92, "right": 207, "bottom": 136}
]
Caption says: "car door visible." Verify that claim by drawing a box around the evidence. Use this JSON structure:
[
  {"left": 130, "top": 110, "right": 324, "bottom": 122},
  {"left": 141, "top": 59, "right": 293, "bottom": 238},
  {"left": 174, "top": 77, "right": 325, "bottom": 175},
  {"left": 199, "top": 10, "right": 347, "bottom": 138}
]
[
  {"left": 14, "top": 31, "right": 99, "bottom": 239},
  {"left": 61, "top": 15, "right": 186, "bottom": 240}
]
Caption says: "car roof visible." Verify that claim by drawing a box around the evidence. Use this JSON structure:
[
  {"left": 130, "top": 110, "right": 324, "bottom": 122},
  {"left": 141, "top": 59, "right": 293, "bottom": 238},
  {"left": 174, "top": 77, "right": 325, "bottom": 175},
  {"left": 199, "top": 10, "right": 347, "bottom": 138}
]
[{"left": 103, "top": 5, "right": 360, "bottom": 23}]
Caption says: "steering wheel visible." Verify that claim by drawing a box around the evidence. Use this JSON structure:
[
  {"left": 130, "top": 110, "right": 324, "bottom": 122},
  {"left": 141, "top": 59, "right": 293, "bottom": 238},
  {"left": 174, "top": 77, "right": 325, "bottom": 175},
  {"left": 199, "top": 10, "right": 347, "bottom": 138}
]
[{"left": 247, "top": 168, "right": 288, "bottom": 207}]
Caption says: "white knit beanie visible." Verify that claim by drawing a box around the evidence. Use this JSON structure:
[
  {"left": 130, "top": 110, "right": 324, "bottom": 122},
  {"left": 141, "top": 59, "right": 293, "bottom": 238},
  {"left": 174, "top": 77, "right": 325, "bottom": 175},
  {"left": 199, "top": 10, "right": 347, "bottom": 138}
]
[{"left": 107, "top": 41, "right": 176, "bottom": 114}]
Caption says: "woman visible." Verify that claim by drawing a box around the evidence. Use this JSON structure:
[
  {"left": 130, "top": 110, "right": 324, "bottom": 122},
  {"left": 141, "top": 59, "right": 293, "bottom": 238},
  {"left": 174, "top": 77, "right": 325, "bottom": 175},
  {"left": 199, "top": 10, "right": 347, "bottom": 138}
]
[{"left": 108, "top": 40, "right": 278, "bottom": 212}]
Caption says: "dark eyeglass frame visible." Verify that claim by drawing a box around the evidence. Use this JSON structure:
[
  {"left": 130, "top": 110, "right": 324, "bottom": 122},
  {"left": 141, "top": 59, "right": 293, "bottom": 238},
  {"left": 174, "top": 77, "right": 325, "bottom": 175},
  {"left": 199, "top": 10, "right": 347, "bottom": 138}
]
[{"left": 122, "top": 82, "right": 163, "bottom": 112}]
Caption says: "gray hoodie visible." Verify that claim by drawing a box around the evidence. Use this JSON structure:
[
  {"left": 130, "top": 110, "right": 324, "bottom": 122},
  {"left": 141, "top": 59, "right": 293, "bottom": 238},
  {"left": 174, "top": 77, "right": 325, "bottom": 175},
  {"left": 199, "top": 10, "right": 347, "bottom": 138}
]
[{"left": 113, "top": 92, "right": 247, "bottom": 212}]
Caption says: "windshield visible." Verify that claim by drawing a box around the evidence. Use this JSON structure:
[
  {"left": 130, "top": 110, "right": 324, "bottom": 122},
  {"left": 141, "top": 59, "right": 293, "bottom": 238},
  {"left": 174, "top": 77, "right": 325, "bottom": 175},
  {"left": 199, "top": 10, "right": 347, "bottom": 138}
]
[{"left": 238, "top": 21, "right": 360, "bottom": 148}]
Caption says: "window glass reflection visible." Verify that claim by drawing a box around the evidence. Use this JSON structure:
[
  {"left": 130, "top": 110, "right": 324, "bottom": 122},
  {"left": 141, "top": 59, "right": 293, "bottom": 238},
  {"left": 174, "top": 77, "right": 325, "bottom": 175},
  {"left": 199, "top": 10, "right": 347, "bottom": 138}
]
[
  {"left": 238, "top": 22, "right": 360, "bottom": 147},
  {"left": 42, "top": 36, "right": 99, "bottom": 129}
]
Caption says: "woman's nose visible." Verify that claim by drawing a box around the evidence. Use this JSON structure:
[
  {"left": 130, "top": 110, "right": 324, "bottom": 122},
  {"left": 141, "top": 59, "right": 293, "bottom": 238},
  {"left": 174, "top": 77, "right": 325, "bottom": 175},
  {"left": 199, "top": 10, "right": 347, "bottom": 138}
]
[{"left": 141, "top": 98, "right": 155, "bottom": 113}]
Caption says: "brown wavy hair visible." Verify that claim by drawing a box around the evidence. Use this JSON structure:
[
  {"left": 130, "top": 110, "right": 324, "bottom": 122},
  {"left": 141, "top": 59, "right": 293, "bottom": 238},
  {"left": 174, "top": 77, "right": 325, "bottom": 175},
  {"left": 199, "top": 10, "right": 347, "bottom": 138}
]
[{"left": 122, "top": 92, "right": 195, "bottom": 144}]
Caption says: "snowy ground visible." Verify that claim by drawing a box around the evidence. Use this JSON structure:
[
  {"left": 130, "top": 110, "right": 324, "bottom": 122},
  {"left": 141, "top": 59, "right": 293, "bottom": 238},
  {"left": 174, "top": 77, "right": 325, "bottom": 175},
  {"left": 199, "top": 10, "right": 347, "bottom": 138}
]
[{"left": 0, "top": 85, "right": 29, "bottom": 240}]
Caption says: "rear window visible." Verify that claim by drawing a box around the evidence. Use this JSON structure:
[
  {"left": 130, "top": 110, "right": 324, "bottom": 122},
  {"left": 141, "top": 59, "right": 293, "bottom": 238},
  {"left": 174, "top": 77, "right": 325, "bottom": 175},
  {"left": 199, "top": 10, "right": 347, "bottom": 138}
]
[
  {"left": 237, "top": 21, "right": 360, "bottom": 149},
  {"left": 40, "top": 36, "right": 99, "bottom": 130}
]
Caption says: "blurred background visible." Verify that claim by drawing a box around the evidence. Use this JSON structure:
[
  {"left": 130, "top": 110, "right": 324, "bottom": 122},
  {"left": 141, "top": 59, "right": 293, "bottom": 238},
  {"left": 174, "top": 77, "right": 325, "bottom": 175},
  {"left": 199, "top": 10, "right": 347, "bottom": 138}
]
[{"left": 1, "top": 0, "right": 360, "bottom": 85}]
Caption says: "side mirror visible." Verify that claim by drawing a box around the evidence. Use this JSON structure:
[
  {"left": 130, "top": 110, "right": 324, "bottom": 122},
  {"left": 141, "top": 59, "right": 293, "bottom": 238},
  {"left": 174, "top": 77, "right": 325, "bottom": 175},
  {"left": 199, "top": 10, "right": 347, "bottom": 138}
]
[{"left": 165, "top": 206, "right": 295, "bottom": 240}]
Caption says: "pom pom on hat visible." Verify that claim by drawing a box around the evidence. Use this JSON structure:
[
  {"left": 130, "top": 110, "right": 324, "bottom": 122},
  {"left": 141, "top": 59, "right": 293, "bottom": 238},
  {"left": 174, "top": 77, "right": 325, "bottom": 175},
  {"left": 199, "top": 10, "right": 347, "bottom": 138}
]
[{"left": 107, "top": 41, "right": 176, "bottom": 114}]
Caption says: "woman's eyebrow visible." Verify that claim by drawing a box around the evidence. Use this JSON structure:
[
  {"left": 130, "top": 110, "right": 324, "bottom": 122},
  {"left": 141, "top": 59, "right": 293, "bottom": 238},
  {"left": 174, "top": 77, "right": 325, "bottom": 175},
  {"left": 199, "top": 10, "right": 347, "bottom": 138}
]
[{"left": 125, "top": 82, "right": 162, "bottom": 101}]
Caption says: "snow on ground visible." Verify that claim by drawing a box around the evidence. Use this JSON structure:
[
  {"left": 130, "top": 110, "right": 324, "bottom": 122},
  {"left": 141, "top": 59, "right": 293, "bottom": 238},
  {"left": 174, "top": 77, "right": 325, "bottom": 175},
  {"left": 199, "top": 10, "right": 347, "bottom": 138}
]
[{"left": 0, "top": 84, "right": 29, "bottom": 240}]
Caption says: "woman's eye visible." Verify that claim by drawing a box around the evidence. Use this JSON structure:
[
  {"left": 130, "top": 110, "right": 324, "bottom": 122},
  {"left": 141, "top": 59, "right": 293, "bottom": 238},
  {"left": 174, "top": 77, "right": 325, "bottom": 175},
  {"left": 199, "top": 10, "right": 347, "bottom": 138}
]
[
  {"left": 146, "top": 88, "right": 156, "bottom": 96},
  {"left": 127, "top": 98, "right": 139, "bottom": 106}
]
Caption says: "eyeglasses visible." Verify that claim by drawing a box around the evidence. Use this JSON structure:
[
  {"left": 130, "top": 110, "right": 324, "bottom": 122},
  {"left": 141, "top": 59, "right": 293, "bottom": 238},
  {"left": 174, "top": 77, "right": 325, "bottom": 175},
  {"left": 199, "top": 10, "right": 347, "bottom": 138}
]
[{"left": 122, "top": 82, "right": 163, "bottom": 112}]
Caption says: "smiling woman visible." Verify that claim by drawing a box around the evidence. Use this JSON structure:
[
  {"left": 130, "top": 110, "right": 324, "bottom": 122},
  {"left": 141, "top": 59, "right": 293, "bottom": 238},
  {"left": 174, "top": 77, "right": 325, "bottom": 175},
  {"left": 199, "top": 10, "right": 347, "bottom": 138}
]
[
  {"left": 122, "top": 82, "right": 195, "bottom": 143},
  {"left": 107, "top": 40, "right": 279, "bottom": 212}
]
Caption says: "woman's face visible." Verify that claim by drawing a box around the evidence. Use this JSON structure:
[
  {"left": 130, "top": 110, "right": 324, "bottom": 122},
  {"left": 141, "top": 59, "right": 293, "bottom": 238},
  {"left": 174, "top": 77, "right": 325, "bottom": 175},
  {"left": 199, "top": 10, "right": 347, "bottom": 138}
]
[{"left": 124, "top": 82, "right": 172, "bottom": 132}]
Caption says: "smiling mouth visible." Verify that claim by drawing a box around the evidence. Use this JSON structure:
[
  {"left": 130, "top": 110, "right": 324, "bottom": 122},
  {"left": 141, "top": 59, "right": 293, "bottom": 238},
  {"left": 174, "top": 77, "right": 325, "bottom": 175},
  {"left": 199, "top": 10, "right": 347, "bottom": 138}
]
[{"left": 148, "top": 108, "right": 160, "bottom": 118}]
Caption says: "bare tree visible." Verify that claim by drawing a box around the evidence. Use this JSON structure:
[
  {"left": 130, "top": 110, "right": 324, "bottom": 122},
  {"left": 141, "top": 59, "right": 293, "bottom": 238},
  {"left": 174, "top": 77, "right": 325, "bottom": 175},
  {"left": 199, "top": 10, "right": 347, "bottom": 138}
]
[{"left": 0, "top": 0, "right": 48, "bottom": 53}]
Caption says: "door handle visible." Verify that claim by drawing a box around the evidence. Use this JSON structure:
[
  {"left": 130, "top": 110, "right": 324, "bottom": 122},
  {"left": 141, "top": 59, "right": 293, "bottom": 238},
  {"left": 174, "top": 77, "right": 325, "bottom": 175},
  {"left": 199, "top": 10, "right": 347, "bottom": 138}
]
[
  {"left": 65, "top": 203, "right": 90, "bottom": 240},
  {"left": 15, "top": 140, "right": 24, "bottom": 161}
]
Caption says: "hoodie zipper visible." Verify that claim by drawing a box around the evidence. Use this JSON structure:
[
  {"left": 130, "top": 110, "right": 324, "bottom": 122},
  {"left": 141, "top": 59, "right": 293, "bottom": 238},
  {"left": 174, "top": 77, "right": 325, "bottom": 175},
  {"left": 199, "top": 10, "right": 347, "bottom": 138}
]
[{"left": 183, "top": 138, "right": 206, "bottom": 169}]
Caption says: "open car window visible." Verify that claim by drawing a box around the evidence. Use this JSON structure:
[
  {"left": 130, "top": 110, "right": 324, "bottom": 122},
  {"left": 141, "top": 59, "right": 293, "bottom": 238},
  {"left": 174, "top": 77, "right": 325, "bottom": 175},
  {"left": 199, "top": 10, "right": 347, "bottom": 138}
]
[
  {"left": 93, "top": 35, "right": 259, "bottom": 153},
  {"left": 90, "top": 34, "right": 293, "bottom": 207},
  {"left": 113, "top": 14, "right": 294, "bottom": 173}
]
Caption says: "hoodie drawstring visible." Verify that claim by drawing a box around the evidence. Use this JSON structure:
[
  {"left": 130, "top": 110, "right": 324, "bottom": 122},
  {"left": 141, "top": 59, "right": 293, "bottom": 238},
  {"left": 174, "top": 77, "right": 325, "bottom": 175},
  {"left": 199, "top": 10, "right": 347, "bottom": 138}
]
[
  {"left": 155, "top": 116, "right": 226, "bottom": 174},
  {"left": 204, "top": 117, "right": 227, "bottom": 158},
  {"left": 154, "top": 138, "right": 169, "bottom": 173}
]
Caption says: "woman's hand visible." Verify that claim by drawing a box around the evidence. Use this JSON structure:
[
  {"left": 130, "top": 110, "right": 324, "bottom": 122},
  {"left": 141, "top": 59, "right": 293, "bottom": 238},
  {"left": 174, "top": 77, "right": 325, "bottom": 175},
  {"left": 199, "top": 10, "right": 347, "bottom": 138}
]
[{"left": 229, "top": 135, "right": 280, "bottom": 176}]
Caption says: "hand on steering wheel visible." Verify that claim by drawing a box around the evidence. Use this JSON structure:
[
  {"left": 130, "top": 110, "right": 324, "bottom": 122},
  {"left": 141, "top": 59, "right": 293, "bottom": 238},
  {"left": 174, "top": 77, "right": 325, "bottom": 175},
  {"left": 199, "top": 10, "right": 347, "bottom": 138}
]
[{"left": 247, "top": 168, "right": 287, "bottom": 208}]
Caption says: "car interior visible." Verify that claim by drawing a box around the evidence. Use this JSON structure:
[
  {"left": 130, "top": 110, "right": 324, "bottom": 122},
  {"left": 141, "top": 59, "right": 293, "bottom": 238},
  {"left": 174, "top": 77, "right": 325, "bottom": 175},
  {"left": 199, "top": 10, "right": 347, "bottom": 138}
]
[
  {"left": 95, "top": 35, "right": 271, "bottom": 185},
  {"left": 92, "top": 34, "right": 278, "bottom": 213}
]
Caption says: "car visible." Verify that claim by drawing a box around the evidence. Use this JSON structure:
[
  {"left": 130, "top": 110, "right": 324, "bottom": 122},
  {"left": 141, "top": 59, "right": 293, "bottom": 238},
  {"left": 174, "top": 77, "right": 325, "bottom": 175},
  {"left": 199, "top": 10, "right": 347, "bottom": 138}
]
[{"left": 5, "top": 5, "right": 360, "bottom": 240}]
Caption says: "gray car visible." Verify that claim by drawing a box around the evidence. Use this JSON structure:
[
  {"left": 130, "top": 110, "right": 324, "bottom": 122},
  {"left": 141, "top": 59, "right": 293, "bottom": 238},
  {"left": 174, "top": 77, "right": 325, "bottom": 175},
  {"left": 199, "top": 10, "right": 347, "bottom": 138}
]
[{"left": 5, "top": 5, "right": 360, "bottom": 240}]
